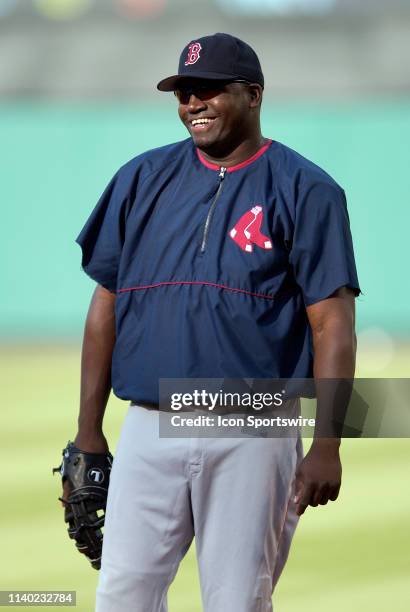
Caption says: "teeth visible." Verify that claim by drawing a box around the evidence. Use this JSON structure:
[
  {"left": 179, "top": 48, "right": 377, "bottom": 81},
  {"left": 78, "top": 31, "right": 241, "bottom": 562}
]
[{"left": 192, "top": 118, "right": 213, "bottom": 125}]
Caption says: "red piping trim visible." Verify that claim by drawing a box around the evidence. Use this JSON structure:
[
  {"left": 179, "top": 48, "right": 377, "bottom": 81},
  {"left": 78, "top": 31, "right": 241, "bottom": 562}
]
[
  {"left": 117, "top": 280, "right": 275, "bottom": 301},
  {"left": 196, "top": 139, "right": 272, "bottom": 172}
]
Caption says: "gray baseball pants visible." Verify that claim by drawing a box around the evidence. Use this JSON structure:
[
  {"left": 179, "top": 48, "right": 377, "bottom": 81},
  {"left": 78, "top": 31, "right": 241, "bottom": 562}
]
[{"left": 96, "top": 401, "right": 303, "bottom": 612}]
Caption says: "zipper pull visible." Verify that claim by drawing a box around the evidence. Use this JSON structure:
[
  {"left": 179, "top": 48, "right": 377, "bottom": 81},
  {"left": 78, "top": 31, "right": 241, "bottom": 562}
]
[{"left": 219, "top": 166, "right": 226, "bottom": 180}]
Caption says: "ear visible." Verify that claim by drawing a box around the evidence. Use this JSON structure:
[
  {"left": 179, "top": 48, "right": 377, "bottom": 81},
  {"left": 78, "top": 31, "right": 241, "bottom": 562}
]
[{"left": 248, "top": 84, "right": 263, "bottom": 108}]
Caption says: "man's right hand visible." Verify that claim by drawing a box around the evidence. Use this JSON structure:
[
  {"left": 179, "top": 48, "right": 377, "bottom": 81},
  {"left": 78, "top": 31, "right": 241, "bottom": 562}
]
[
  {"left": 55, "top": 436, "right": 113, "bottom": 569},
  {"left": 60, "top": 431, "right": 110, "bottom": 506},
  {"left": 61, "top": 283, "right": 116, "bottom": 507}
]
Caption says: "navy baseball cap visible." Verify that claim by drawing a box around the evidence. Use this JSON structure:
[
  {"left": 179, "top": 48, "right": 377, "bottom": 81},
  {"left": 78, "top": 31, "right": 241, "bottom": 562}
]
[{"left": 157, "top": 33, "right": 264, "bottom": 91}]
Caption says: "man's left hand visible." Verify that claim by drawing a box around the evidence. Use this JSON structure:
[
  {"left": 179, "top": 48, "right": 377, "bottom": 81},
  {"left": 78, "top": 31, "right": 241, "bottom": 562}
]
[{"left": 293, "top": 440, "right": 342, "bottom": 516}]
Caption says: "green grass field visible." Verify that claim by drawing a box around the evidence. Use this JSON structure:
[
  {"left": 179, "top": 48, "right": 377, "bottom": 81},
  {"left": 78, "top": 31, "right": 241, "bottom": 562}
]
[{"left": 1, "top": 344, "right": 409, "bottom": 611}]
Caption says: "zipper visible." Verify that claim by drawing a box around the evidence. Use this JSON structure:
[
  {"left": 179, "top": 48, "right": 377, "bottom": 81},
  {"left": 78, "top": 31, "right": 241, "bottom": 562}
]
[{"left": 200, "top": 166, "right": 226, "bottom": 253}]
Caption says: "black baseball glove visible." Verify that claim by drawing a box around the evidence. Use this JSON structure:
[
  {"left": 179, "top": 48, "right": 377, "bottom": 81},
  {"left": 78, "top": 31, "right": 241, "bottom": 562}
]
[{"left": 53, "top": 441, "right": 113, "bottom": 570}]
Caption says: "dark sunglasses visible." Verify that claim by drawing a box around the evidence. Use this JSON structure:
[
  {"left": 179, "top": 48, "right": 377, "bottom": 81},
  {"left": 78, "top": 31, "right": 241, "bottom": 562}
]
[{"left": 174, "top": 79, "right": 250, "bottom": 104}]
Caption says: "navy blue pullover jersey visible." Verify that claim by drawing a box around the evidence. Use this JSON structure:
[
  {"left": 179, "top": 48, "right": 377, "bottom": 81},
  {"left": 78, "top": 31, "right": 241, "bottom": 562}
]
[{"left": 76, "top": 138, "right": 361, "bottom": 404}]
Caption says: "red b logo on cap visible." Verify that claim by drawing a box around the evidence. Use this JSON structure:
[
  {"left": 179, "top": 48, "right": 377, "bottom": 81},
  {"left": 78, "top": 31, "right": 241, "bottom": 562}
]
[{"left": 185, "top": 42, "right": 202, "bottom": 66}]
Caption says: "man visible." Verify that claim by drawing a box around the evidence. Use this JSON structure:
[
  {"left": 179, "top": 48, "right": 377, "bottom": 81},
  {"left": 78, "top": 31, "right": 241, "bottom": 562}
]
[{"left": 66, "top": 33, "right": 361, "bottom": 611}]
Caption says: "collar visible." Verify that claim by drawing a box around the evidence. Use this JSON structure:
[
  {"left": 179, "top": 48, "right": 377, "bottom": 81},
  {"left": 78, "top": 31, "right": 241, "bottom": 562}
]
[{"left": 196, "top": 139, "right": 273, "bottom": 173}]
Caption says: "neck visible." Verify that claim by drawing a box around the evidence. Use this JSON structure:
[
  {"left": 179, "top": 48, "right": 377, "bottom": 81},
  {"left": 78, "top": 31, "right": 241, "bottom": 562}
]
[{"left": 197, "top": 130, "right": 266, "bottom": 168}]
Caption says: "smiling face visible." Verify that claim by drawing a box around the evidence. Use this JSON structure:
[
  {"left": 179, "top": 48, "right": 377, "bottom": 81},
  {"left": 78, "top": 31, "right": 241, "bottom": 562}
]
[{"left": 176, "top": 79, "right": 263, "bottom": 157}]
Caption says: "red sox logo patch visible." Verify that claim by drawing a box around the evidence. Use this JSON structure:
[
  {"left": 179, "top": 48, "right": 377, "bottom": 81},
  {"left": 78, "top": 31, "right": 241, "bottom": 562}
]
[
  {"left": 185, "top": 42, "right": 202, "bottom": 65},
  {"left": 229, "top": 206, "right": 272, "bottom": 253}
]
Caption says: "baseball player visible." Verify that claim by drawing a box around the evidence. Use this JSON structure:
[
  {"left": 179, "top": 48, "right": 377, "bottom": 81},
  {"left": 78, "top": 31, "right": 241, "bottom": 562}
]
[{"left": 57, "top": 33, "right": 361, "bottom": 612}]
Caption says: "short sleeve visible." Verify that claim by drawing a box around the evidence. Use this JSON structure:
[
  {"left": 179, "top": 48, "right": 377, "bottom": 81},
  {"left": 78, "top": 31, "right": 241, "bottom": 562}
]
[
  {"left": 289, "top": 180, "right": 362, "bottom": 306},
  {"left": 75, "top": 171, "right": 129, "bottom": 293}
]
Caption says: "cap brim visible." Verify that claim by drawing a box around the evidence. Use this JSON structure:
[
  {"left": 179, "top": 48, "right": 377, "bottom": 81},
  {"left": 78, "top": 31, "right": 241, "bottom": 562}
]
[{"left": 157, "top": 71, "right": 241, "bottom": 92}]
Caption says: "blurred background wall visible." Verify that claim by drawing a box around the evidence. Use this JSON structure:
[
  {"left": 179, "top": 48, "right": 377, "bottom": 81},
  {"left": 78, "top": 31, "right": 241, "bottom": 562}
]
[{"left": 1, "top": 0, "right": 410, "bottom": 350}]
